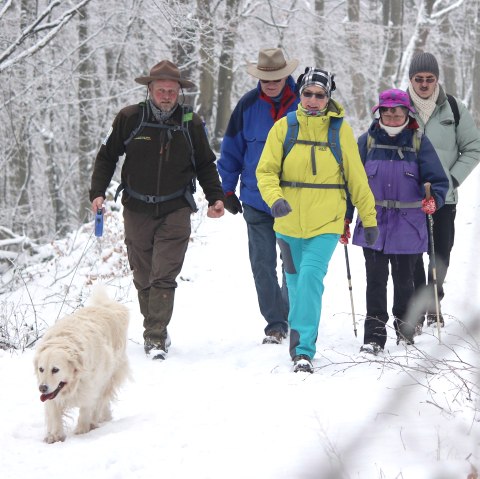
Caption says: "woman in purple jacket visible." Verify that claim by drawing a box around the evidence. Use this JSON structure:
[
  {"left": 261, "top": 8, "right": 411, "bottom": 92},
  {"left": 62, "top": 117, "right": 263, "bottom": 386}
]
[{"left": 349, "top": 89, "right": 448, "bottom": 355}]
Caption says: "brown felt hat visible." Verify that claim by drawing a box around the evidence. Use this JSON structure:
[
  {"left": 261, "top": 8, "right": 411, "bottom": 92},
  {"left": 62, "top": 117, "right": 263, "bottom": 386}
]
[
  {"left": 246, "top": 48, "right": 299, "bottom": 81},
  {"left": 135, "top": 60, "right": 195, "bottom": 88}
]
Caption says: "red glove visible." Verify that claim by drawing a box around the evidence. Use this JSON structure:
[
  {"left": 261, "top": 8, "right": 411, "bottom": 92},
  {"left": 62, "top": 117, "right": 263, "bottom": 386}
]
[
  {"left": 421, "top": 197, "right": 436, "bottom": 214},
  {"left": 339, "top": 219, "right": 351, "bottom": 244}
]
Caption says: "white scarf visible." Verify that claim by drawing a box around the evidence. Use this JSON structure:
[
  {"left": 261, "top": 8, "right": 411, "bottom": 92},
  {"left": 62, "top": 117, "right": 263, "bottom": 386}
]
[
  {"left": 409, "top": 85, "right": 439, "bottom": 125},
  {"left": 379, "top": 118, "right": 409, "bottom": 137}
]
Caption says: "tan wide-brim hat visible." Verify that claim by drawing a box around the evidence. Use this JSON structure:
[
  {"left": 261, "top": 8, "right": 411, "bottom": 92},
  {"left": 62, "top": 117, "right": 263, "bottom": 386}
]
[
  {"left": 135, "top": 60, "right": 196, "bottom": 88},
  {"left": 246, "top": 48, "right": 299, "bottom": 81}
]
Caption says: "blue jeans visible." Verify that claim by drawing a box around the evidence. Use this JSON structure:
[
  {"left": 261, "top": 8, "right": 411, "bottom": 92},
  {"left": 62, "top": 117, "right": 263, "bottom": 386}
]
[
  {"left": 277, "top": 232, "right": 339, "bottom": 359},
  {"left": 243, "top": 204, "right": 288, "bottom": 335}
]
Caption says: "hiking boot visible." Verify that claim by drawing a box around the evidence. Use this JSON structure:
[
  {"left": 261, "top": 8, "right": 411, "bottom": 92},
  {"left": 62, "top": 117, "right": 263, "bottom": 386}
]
[
  {"left": 396, "top": 335, "right": 414, "bottom": 346},
  {"left": 150, "top": 347, "right": 168, "bottom": 360},
  {"left": 144, "top": 332, "right": 171, "bottom": 361},
  {"left": 293, "top": 355, "right": 314, "bottom": 373},
  {"left": 262, "top": 330, "right": 287, "bottom": 345},
  {"left": 426, "top": 313, "right": 444, "bottom": 327},
  {"left": 414, "top": 323, "right": 423, "bottom": 337},
  {"left": 359, "top": 342, "right": 383, "bottom": 356}
]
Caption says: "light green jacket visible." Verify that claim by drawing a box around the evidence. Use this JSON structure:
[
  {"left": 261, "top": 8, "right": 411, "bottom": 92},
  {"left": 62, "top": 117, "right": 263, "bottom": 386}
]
[
  {"left": 256, "top": 101, "right": 376, "bottom": 239},
  {"left": 408, "top": 85, "right": 480, "bottom": 204}
]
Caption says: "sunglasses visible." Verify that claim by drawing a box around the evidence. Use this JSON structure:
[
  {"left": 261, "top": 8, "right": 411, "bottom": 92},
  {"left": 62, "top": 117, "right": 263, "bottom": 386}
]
[
  {"left": 379, "top": 107, "right": 408, "bottom": 120},
  {"left": 413, "top": 76, "right": 436, "bottom": 84},
  {"left": 302, "top": 91, "right": 327, "bottom": 100},
  {"left": 260, "top": 79, "right": 282, "bottom": 84}
]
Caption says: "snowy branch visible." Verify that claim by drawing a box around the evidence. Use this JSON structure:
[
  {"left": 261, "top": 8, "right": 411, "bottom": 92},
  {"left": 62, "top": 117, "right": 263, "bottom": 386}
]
[
  {"left": 431, "top": 0, "right": 465, "bottom": 19},
  {"left": 0, "top": 0, "right": 13, "bottom": 21},
  {"left": 0, "top": 0, "right": 93, "bottom": 74}
]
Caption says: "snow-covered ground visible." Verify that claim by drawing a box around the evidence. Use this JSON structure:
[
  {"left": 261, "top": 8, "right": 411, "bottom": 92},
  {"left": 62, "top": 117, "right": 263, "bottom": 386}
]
[{"left": 0, "top": 171, "right": 479, "bottom": 479}]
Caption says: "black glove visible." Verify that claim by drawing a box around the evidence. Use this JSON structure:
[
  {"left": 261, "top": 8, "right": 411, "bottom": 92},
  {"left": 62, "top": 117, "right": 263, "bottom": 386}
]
[
  {"left": 224, "top": 193, "right": 243, "bottom": 215},
  {"left": 271, "top": 199, "right": 292, "bottom": 218},
  {"left": 364, "top": 226, "right": 379, "bottom": 246}
]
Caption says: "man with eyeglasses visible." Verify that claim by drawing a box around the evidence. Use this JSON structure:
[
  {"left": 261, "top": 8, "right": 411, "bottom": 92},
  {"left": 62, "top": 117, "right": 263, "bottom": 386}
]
[
  {"left": 407, "top": 52, "right": 480, "bottom": 332},
  {"left": 90, "top": 60, "right": 225, "bottom": 360},
  {"left": 218, "top": 48, "right": 299, "bottom": 345}
]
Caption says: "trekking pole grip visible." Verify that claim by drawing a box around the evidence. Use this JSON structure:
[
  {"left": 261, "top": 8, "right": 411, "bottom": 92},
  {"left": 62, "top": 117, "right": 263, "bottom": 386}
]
[{"left": 424, "top": 182, "right": 431, "bottom": 200}]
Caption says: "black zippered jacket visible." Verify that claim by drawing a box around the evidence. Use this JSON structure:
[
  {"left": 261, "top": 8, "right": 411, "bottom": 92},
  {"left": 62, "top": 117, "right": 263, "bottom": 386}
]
[{"left": 89, "top": 102, "right": 223, "bottom": 217}]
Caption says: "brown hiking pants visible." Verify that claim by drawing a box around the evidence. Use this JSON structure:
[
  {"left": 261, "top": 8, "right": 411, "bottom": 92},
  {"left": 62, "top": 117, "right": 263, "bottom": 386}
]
[{"left": 124, "top": 207, "right": 191, "bottom": 344}]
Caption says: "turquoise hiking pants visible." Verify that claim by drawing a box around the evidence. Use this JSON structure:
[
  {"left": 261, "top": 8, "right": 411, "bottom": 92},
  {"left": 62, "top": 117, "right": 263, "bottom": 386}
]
[{"left": 276, "top": 233, "right": 339, "bottom": 360}]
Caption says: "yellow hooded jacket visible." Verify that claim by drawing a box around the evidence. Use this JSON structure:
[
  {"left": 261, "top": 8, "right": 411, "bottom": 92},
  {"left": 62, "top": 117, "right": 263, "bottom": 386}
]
[{"left": 256, "top": 101, "right": 376, "bottom": 239}]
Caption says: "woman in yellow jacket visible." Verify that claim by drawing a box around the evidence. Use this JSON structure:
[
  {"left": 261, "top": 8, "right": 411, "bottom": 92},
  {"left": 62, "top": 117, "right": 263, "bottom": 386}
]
[{"left": 257, "top": 67, "right": 378, "bottom": 373}]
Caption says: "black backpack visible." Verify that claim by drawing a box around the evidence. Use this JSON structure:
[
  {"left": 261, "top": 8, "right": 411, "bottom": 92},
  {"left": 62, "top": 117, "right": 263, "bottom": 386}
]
[{"left": 446, "top": 94, "right": 460, "bottom": 128}]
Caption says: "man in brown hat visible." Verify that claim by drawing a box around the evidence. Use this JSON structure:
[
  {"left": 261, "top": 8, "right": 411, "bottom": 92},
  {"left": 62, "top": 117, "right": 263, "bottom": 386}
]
[
  {"left": 217, "top": 48, "right": 299, "bottom": 345},
  {"left": 90, "top": 60, "right": 225, "bottom": 360}
]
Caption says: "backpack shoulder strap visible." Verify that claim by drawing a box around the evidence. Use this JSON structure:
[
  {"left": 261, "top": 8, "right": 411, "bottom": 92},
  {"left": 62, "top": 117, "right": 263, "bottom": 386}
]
[
  {"left": 446, "top": 94, "right": 460, "bottom": 128},
  {"left": 124, "top": 102, "right": 147, "bottom": 147},
  {"left": 328, "top": 116, "right": 343, "bottom": 166},
  {"left": 181, "top": 104, "right": 194, "bottom": 125},
  {"left": 180, "top": 104, "right": 197, "bottom": 192},
  {"left": 367, "top": 130, "right": 422, "bottom": 156},
  {"left": 282, "top": 111, "right": 299, "bottom": 160},
  {"left": 367, "top": 133, "right": 374, "bottom": 152},
  {"left": 328, "top": 116, "right": 348, "bottom": 195},
  {"left": 413, "top": 128, "right": 422, "bottom": 153}
]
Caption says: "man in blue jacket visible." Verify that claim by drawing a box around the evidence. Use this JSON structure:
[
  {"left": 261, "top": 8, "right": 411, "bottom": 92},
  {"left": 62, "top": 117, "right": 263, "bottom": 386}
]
[{"left": 218, "top": 48, "right": 299, "bottom": 344}]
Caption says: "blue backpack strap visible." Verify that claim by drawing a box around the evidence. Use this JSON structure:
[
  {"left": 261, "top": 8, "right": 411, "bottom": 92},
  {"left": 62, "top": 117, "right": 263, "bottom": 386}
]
[
  {"left": 328, "top": 116, "right": 343, "bottom": 166},
  {"left": 282, "top": 111, "right": 299, "bottom": 160},
  {"left": 328, "top": 116, "right": 349, "bottom": 196}
]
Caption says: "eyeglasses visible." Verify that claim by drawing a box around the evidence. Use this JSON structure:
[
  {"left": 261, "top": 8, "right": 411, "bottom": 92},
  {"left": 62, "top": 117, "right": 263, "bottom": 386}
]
[
  {"left": 413, "top": 76, "right": 436, "bottom": 84},
  {"left": 379, "top": 107, "right": 407, "bottom": 119},
  {"left": 302, "top": 91, "right": 327, "bottom": 100},
  {"left": 260, "top": 79, "right": 282, "bottom": 84}
]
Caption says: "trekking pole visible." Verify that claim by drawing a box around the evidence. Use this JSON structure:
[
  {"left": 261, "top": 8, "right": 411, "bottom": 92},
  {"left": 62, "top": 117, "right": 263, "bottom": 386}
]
[
  {"left": 424, "top": 183, "right": 442, "bottom": 343},
  {"left": 344, "top": 244, "right": 357, "bottom": 337}
]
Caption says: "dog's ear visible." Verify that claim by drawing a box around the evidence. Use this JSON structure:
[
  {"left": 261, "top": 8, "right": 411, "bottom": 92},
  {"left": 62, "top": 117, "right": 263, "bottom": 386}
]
[{"left": 68, "top": 352, "right": 85, "bottom": 373}]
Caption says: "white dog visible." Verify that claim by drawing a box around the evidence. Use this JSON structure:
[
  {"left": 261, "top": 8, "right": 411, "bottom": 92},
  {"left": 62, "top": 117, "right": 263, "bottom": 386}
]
[{"left": 34, "top": 286, "right": 130, "bottom": 443}]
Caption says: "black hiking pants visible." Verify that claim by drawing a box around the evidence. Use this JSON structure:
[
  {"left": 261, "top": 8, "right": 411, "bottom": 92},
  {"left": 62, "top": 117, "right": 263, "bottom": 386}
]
[
  {"left": 413, "top": 204, "right": 456, "bottom": 319},
  {"left": 363, "top": 248, "right": 420, "bottom": 349}
]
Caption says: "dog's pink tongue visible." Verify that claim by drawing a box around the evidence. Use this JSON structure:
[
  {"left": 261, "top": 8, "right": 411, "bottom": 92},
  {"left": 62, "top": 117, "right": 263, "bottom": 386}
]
[{"left": 39, "top": 382, "right": 66, "bottom": 402}]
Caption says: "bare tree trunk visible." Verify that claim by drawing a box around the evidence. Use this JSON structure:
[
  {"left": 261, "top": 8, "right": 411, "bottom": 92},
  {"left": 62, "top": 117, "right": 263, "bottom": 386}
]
[
  {"left": 197, "top": 0, "right": 214, "bottom": 124},
  {"left": 213, "top": 0, "right": 240, "bottom": 151},
  {"left": 380, "top": 0, "right": 403, "bottom": 91},
  {"left": 43, "top": 108, "right": 70, "bottom": 237},
  {"left": 439, "top": 14, "right": 456, "bottom": 96},
  {"left": 11, "top": 0, "right": 34, "bottom": 233},
  {"left": 415, "top": 0, "right": 435, "bottom": 53},
  {"left": 314, "top": 0, "right": 325, "bottom": 66},
  {"left": 170, "top": 0, "right": 196, "bottom": 106},
  {"left": 400, "top": 0, "right": 463, "bottom": 87},
  {"left": 346, "top": 0, "right": 367, "bottom": 121},
  {"left": 77, "top": 5, "right": 97, "bottom": 223},
  {"left": 472, "top": 1, "right": 480, "bottom": 123}
]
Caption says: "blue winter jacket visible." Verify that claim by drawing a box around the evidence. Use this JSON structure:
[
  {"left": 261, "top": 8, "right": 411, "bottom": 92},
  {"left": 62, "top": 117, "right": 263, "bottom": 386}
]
[
  {"left": 217, "top": 76, "right": 299, "bottom": 214},
  {"left": 352, "top": 119, "right": 449, "bottom": 254}
]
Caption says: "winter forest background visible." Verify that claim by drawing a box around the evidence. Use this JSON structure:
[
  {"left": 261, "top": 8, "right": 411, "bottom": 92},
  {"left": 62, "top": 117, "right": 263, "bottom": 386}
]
[
  {"left": 0, "top": 2, "right": 479, "bottom": 476},
  {"left": 1, "top": 0, "right": 480, "bottom": 248}
]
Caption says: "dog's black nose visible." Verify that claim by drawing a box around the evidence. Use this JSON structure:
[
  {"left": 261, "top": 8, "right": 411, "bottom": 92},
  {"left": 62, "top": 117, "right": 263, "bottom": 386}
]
[{"left": 39, "top": 384, "right": 48, "bottom": 393}]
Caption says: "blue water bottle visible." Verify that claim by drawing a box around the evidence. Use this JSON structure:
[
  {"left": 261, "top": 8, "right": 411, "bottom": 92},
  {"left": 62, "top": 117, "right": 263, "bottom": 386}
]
[{"left": 95, "top": 209, "right": 104, "bottom": 237}]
